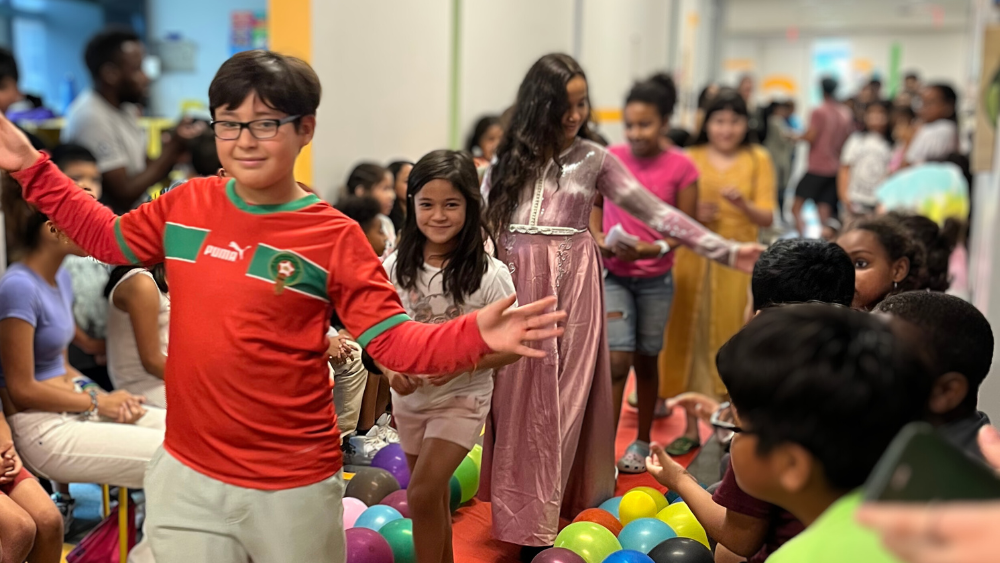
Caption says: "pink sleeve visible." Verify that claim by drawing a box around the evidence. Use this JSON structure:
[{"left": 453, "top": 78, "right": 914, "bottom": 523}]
[
  {"left": 597, "top": 149, "right": 737, "bottom": 266},
  {"left": 365, "top": 313, "right": 493, "bottom": 375},
  {"left": 678, "top": 154, "right": 700, "bottom": 188},
  {"left": 10, "top": 154, "right": 128, "bottom": 264}
]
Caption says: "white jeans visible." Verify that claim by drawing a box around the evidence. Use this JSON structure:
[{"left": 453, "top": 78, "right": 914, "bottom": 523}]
[
  {"left": 8, "top": 407, "right": 166, "bottom": 489},
  {"left": 144, "top": 447, "right": 346, "bottom": 563},
  {"left": 331, "top": 340, "right": 367, "bottom": 438}
]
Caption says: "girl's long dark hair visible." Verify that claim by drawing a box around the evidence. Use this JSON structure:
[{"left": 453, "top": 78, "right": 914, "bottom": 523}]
[
  {"left": 484, "top": 53, "right": 600, "bottom": 238},
  {"left": 1, "top": 174, "right": 48, "bottom": 263},
  {"left": 693, "top": 88, "right": 752, "bottom": 147},
  {"left": 104, "top": 264, "right": 168, "bottom": 299},
  {"left": 395, "top": 150, "right": 488, "bottom": 306}
]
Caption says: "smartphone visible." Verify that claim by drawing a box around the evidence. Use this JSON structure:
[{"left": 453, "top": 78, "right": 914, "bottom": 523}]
[{"left": 864, "top": 422, "right": 1000, "bottom": 502}]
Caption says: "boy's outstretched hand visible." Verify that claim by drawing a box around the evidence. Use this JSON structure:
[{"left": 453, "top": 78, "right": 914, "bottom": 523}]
[
  {"left": 0, "top": 112, "right": 41, "bottom": 173},
  {"left": 646, "top": 442, "right": 689, "bottom": 490},
  {"left": 476, "top": 295, "right": 565, "bottom": 358}
]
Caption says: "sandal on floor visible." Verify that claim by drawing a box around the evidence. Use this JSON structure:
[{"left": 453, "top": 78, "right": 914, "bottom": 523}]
[
  {"left": 617, "top": 440, "right": 651, "bottom": 474},
  {"left": 666, "top": 436, "right": 701, "bottom": 456}
]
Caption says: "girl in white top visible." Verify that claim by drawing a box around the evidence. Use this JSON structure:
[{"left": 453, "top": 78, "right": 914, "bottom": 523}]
[
  {"left": 905, "top": 83, "right": 959, "bottom": 166},
  {"left": 839, "top": 101, "right": 893, "bottom": 216},
  {"left": 382, "top": 150, "right": 518, "bottom": 563},
  {"left": 105, "top": 264, "right": 169, "bottom": 408}
]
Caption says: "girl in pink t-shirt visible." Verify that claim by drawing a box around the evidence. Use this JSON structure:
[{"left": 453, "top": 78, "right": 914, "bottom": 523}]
[{"left": 591, "top": 73, "right": 699, "bottom": 473}]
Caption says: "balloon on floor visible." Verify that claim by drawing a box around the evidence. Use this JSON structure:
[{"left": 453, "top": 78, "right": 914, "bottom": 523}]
[
  {"left": 345, "top": 527, "right": 394, "bottom": 563},
  {"left": 573, "top": 508, "right": 624, "bottom": 537},
  {"left": 379, "top": 518, "right": 415, "bottom": 563},
  {"left": 554, "top": 521, "right": 622, "bottom": 563},
  {"left": 371, "top": 443, "right": 411, "bottom": 489},
  {"left": 531, "top": 547, "right": 587, "bottom": 563},
  {"left": 346, "top": 467, "right": 401, "bottom": 506},
  {"left": 655, "top": 503, "right": 709, "bottom": 548},
  {"left": 646, "top": 537, "right": 713, "bottom": 563},
  {"left": 617, "top": 518, "right": 677, "bottom": 554}
]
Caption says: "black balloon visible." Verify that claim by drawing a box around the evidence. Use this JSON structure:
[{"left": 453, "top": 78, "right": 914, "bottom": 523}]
[
  {"left": 345, "top": 467, "right": 401, "bottom": 506},
  {"left": 648, "top": 537, "right": 714, "bottom": 563}
]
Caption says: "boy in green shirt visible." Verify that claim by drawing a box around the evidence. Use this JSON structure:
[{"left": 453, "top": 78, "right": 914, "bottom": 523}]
[{"left": 716, "top": 304, "right": 935, "bottom": 563}]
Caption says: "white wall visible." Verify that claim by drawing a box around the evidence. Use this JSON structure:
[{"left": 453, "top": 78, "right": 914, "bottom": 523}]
[
  {"left": 311, "top": 0, "right": 452, "bottom": 201},
  {"left": 579, "top": 0, "right": 672, "bottom": 145},
  {"left": 459, "top": 0, "right": 575, "bottom": 151},
  {"left": 147, "top": 0, "right": 267, "bottom": 119}
]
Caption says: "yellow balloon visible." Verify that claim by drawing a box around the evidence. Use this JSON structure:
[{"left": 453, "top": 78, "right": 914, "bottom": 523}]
[
  {"left": 656, "top": 502, "right": 710, "bottom": 548},
  {"left": 619, "top": 490, "right": 657, "bottom": 526},
  {"left": 631, "top": 486, "right": 669, "bottom": 513}
]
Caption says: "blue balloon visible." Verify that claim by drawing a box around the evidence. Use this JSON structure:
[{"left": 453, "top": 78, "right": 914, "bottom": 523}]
[
  {"left": 618, "top": 518, "right": 677, "bottom": 554},
  {"left": 354, "top": 505, "right": 403, "bottom": 532},
  {"left": 666, "top": 490, "right": 681, "bottom": 504},
  {"left": 602, "top": 550, "right": 655, "bottom": 563},
  {"left": 598, "top": 496, "right": 623, "bottom": 519}
]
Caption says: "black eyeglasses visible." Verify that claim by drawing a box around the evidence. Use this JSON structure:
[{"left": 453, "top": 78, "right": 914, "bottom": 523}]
[
  {"left": 210, "top": 115, "right": 302, "bottom": 140},
  {"left": 710, "top": 402, "right": 745, "bottom": 445}
]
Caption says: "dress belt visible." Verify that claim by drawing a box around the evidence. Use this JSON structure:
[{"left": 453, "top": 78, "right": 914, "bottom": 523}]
[{"left": 508, "top": 224, "right": 587, "bottom": 236}]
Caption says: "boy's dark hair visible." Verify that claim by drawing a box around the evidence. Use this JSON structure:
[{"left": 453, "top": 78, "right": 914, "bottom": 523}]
[
  {"left": 335, "top": 195, "right": 382, "bottom": 233},
  {"left": 190, "top": 131, "right": 222, "bottom": 177},
  {"left": 626, "top": 72, "right": 677, "bottom": 120},
  {"left": 344, "top": 162, "right": 388, "bottom": 198},
  {"left": 84, "top": 27, "right": 141, "bottom": 81},
  {"left": 666, "top": 127, "right": 692, "bottom": 148},
  {"left": 719, "top": 304, "right": 934, "bottom": 490},
  {"left": 905, "top": 72, "right": 919, "bottom": 81},
  {"left": 751, "top": 239, "right": 855, "bottom": 311},
  {"left": 209, "top": 50, "right": 321, "bottom": 123},
  {"left": 875, "top": 292, "right": 994, "bottom": 412},
  {"left": 0, "top": 48, "right": 18, "bottom": 85},
  {"left": 49, "top": 144, "right": 97, "bottom": 169},
  {"left": 821, "top": 77, "right": 839, "bottom": 97}
]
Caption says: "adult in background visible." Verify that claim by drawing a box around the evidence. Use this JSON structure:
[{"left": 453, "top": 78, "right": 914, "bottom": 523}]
[
  {"left": 61, "top": 27, "right": 201, "bottom": 214},
  {"left": 791, "top": 77, "right": 853, "bottom": 237}
]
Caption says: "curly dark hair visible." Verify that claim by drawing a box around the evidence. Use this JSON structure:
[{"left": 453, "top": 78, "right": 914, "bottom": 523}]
[
  {"left": 848, "top": 214, "right": 929, "bottom": 296},
  {"left": 888, "top": 212, "right": 959, "bottom": 292}
]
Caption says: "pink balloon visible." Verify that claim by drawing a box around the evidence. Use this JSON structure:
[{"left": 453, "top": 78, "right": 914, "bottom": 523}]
[
  {"left": 531, "top": 547, "right": 586, "bottom": 563},
  {"left": 345, "top": 527, "right": 394, "bottom": 563},
  {"left": 343, "top": 496, "right": 369, "bottom": 529},
  {"left": 379, "top": 489, "right": 410, "bottom": 519}
]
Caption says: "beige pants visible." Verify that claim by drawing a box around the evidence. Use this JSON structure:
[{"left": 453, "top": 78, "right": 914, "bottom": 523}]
[
  {"left": 332, "top": 340, "right": 367, "bottom": 437},
  {"left": 143, "top": 447, "right": 346, "bottom": 563},
  {"left": 8, "top": 408, "right": 166, "bottom": 489}
]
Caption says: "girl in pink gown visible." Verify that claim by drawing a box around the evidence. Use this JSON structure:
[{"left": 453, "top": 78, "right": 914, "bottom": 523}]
[{"left": 477, "top": 53, "right": 761, "bottom": 556}]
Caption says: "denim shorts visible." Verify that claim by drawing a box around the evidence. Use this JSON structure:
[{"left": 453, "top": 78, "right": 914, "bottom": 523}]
[{"left": 604, "top": 271, "right": 674, "bottom": 356}]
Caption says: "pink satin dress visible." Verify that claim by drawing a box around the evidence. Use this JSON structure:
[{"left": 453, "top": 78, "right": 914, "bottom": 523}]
[{"left": 478, "top": 138, "right": 737, "bottom": 546}]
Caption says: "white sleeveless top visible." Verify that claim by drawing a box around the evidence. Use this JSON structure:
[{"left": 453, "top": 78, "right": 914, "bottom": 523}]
[{"left": 106, "top": 269, "right": 169, "bottom": 407}]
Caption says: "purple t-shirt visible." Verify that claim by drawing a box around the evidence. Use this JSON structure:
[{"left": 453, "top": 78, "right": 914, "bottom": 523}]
[
  {"left": 0, "top": 264, "right": 75, "bottom": 387},
  {"left": 603, "top": 145, "right": 699, "bottom": 278},
  {"left": 713, "top": 459, "right": 805, "bottom": 562}
]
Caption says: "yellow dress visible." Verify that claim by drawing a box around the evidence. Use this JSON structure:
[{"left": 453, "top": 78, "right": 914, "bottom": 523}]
[{"left": 659, "top": 145, "right": 776, "bottom": 399}]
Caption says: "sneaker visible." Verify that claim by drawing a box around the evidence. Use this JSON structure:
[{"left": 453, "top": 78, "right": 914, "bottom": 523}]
[
  {"left": 369, "top": 413, "right": 399, "bottom": 445},
  {"left": 51, "top": 493, "right": 75, "bottom": 535}
]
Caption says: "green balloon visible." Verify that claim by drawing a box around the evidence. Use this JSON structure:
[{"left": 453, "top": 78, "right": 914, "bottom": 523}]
[
  {"left": 379, "top": 518, "right": 415, "bottom": 563},
  {"left": 468, "top": 443, "right": 483, "bottom": 472},
  {"left": 453, "top": 455, "right": 480, "bottom": 503},
  {"left": 553, "top": 521, "right": 622, "bottom": 563},
  {"left": 449, "top": 475, "right": 462, "bottom": 513}
]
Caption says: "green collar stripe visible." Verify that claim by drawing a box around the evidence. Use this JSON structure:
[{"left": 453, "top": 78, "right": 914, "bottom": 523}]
[
  {"left": 246, "top": 243, "right": 329, "bottom": 301},
  {"left": 225, "top": 179, "right": 322, "bottom": 214},
  {"left": 357, "top": 313, "right": 411, "bottom": 347},
  {"left": 114, "top": 219, "right": 141, "bottom": 265}
]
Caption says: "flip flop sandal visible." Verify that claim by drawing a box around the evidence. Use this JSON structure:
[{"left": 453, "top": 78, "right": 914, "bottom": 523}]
[
  {"left": 665, "top": 436, "right": 701, "bottom": 456},
  {"left": 617, "top": 440, "right": 651, "bottom": 474}
]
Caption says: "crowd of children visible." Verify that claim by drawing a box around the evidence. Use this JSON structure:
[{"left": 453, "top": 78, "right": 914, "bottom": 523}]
[{"left": 0, "top": 21, "right": 987, "bottom": 563}]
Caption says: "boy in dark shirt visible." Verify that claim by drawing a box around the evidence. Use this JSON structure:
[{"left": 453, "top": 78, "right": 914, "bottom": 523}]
[
  {"left": 647, "top": 239, "right": 854, "bottom": 561},
  {"left": 875, "top": 291, "right": 994, "bottom": 459}
]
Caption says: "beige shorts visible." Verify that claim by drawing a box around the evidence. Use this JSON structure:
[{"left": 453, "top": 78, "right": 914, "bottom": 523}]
[{"left": 393, "top": 395, "right": 490, "bottom": 456}]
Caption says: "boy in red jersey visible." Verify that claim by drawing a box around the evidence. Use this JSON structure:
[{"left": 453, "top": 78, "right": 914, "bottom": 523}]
[{"left": 0, "top": 50, "right": 564, "bottom": 562}]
